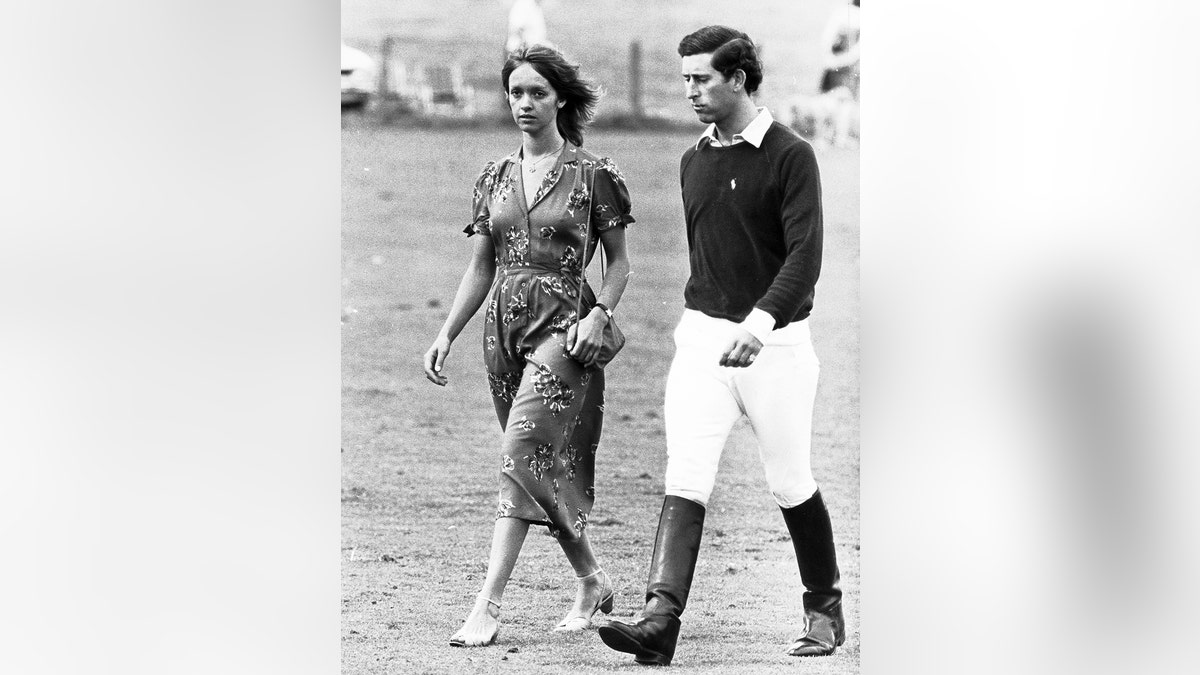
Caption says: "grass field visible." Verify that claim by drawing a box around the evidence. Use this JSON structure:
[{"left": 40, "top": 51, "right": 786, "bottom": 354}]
[
  {"left": 341, "top": 0, "right": 846, "bottom": 121},
  {"left": 341, "top": 120, "right": 859, "bottom": 674}
]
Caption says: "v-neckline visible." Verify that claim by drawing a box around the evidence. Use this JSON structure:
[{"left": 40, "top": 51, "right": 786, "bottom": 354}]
[{"left": 517, "top": 144, "right": 567, "bottom": 215}]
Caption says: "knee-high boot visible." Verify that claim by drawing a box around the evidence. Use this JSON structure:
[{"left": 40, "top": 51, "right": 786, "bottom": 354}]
[
  {"left": 598, "top": 495, "right": 705, "bottom": 666},
  {"left": 780, "top": 489, "right": 845, "bottom": 657}
]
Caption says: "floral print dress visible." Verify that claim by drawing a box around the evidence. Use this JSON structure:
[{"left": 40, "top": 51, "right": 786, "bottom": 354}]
[{"left": 465, "top": 143, "right": 634, "bottom": 540}]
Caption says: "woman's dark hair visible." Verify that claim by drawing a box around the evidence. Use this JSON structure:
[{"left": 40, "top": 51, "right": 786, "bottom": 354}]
[
  {"left": 502, "top": 45, "right": 600, "bottom": 147},
  {"left": 677, "top": 25, "right": 763, "bottom": 94}
]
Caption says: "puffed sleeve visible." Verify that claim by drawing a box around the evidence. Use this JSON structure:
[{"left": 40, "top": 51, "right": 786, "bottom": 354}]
[
  {"left": 463, "top": 161, "right": 497, "bottom": 237},
  {"left": 590, "top": 157, "right": 636, "bottom": 232}
]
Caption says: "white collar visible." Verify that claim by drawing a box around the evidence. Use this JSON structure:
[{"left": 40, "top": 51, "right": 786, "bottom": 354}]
[{"left": 696, "top": 107, "right": 774, "bottom": 149}]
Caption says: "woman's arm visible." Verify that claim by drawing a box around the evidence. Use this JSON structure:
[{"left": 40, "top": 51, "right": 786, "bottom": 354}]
[
  {"left": 424, "top": 235, "right": 497, "bottom": 385},
  {"left": 593, "top": 225, "right": 631, "bottom": 312},
  {"left": 568, "top": 225, "right": 631, "bottom": 368}
]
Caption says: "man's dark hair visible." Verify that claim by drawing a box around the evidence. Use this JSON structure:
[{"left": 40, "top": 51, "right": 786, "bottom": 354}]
[{"left": 677, "top": 25, "right": 763, "bottom": 94}]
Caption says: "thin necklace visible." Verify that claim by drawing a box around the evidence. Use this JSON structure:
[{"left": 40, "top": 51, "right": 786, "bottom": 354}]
[{"left": 524, "top": 142, "right": 564, "bottom": 173}]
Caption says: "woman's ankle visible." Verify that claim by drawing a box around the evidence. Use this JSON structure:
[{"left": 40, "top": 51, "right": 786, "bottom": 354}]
[
  {"left": 577, "top": 569, "right": 610, "bottom": 593},
  {"left": 575, "top": 567, "right": 605, "bottom": 581},
  {"left": 476, "top": 594, "right": 501, "bottom": 610}
]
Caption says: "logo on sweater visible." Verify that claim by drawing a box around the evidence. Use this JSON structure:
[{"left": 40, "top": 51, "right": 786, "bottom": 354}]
[{"left": 730, "top": 178, "right": 737, "bottom": 190}]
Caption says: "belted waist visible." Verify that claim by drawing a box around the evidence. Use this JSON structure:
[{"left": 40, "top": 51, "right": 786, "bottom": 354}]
[{"left": 499, "top": 263, "right": 581, "bottom": 279}]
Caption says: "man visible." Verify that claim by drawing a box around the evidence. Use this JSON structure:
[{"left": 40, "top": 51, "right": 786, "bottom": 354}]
[
  {"left": 820, "top": 0, "right": 861, "bottom": 99},
  {"left": 597, "top": 25, "right": 844, "bottom": 666}
]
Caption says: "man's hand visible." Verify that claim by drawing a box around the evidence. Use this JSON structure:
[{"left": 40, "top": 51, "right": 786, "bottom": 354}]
[{"left": 719, "top": 328, "right": 763, "bottom": 368}]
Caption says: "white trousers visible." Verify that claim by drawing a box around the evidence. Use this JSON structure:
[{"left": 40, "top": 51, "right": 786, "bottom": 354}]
[{"left": 663, "top": 309, "right": 821, "bottom": 508}]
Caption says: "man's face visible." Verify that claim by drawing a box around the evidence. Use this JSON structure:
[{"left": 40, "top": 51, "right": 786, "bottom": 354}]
[{"left": 681, "top": 52, "right": 740, "bottom": 125}]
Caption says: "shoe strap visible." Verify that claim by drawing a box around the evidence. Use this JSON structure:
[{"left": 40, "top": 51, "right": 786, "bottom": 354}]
[
  {"left": 576, "top": 568, "right": 606, "bottom": 581},
  {"left": 478, "top": 594, "right": 501, "bottom": 609}
]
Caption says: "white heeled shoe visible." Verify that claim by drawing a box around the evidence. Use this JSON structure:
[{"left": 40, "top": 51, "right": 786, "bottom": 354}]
[
  {"left": 554, "top": 569, "right": 614, "bottom": 632},
  {"left": 449, "top": 595, "right": 501, "bottom": 647}
]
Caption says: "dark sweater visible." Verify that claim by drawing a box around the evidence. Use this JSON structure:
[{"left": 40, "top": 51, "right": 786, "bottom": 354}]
[{"left": 679, "top": 121, "right": 823, "bottom": 328}]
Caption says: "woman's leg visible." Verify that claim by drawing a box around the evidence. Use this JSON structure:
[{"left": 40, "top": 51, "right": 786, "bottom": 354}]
[
  {"left": 450, "top": 517, "right": 530, "bottom": 646},
  {"left": 552, "top": 528, "right": 609, "bottom": 629},
  {"left": 497, "top": 345, "right": 596, "bottom": 536},
  {"left": 558, "top": 527, "right": 600, "bottom": 576},
  {"left": 551, "top": 360, "right": 611, "bottom": 629},
  {"left": 554, "top": 530, "right": 614, "bottom": 630}
]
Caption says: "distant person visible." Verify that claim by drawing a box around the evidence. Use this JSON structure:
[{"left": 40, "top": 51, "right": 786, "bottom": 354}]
[
  {"left": 507, "top": 0, "right": 549, "bottom": 53},
  {"left": 819, "top": 0, "right": 860, "bottom": 99},
  {"left": 423, "top": 44, "right": 635, "bottom": 647},
  {"left": 597, "top": 25, "right": 844, "bottom": 665}
]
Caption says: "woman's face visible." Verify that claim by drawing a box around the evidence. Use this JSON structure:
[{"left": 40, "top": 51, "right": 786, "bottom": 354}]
[{"left": 507, "top": 63, "right": 564, "bottom": 136}]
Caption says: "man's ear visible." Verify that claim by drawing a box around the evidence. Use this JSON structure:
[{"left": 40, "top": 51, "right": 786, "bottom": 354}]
[{"left": 731, "top": 69, "right": 747, "bottom": 92}]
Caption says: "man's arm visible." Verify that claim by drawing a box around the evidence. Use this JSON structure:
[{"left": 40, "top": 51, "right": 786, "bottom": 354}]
[{"left": 754, "top": 138, "right": 824, "bottom": 330}]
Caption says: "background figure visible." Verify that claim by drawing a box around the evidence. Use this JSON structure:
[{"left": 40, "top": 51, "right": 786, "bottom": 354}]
[
  {"left": 508, "top": 0, "right": 549, "bottom": 53},
  {"left": 816, "top": 0, "right": 859, "bottom": 147},
  {"left": 819, "top": 0, "right": 860, "bottom": 99}
]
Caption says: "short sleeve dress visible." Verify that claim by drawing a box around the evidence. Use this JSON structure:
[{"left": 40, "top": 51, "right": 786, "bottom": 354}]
[{"left": 464, "top": 143, "right": 634, "bottom": 540}]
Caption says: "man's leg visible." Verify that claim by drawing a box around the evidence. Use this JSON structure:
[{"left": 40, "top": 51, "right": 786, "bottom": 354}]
[
  {"left": 740, "top": 334, "right": 845, "bottom": 657},
  {"left": 598, "top": 312, "right": 741, "bottom": 665},
  {"left": 779, "top": 491, "right": 844, "bottom": 656}
]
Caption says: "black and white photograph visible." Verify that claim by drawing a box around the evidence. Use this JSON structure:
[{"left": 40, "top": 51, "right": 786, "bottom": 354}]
[
  {"left": 8, "top": 2, "right": 1200, "bottom": 674},
  {"left": 340, "top": 1, "right": 859, "bottom": 672}
]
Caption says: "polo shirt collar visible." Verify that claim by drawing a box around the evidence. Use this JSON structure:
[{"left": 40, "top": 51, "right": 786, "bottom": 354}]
[{"left": 696, "top": 107, "right": 774, "bottom": 149}]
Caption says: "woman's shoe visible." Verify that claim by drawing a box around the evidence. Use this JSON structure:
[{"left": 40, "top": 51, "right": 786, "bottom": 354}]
[
  {"left": 449, "top": 595, "right": 501, "bottom": 647},
  {"left": 553, "top": 569, "right": 614, "bottom": 632}
]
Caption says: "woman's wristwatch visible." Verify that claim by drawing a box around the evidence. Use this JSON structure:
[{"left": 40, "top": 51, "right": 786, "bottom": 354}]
[{"left": 593, "top": 302, "right": 613, "bottom": 320}]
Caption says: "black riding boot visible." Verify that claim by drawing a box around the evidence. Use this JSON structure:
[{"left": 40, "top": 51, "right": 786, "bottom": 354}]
[
  {"left": 598, "top": 495, "right": 705, "bottom": 666},
  {"left": 780, "top": 489, "right": 845, "bottom": 657}
]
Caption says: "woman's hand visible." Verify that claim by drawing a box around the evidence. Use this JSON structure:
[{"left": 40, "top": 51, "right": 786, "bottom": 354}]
[
  {"left": 566, "top": 308, "right": 607, "bottom": 369},
  {"left": 424, "top": 336, "right": 452, "bottom": 386}
]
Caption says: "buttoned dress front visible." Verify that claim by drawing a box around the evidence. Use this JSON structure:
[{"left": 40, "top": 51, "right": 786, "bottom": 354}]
[{"left": 465, "top": 143, "right": 634, "bottom": 540}]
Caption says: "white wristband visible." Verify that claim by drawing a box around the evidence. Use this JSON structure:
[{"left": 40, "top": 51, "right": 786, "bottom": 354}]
[{"left": 739, "top": 307, "right": 776, "bottom": 344}]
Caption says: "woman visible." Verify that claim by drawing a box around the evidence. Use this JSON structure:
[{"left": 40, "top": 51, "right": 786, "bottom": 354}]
[{"left": 423, "top": 45, "right": 634, "bottom": 647}]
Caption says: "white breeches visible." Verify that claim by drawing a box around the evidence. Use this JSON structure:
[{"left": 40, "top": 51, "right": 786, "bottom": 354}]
[{"left": 663, "top": 309, "right": 821, "bottom": 508}]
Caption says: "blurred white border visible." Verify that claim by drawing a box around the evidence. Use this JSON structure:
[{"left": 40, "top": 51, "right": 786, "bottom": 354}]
[
  {"left": 864, "top": 2, "right": 1200, "bottom": 673},
  {"left": 3, "top": 1, "right": 1200, "bottom": 673},
  {"left": 1, "top": 2, "right": 340, "bottom": 673}
]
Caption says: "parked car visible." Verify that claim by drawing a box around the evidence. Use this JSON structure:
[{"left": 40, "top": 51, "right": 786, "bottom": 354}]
[{"left": 341, "top": 43, "right": 377, "bottom": 109}]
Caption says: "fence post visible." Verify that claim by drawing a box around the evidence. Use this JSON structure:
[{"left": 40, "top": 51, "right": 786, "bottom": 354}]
[
  {"left": 629, "top": 40, "right": 644, "bottom": 122},
  {"left": 376, "top": 36, "right": 395, "bottom": 121}
]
